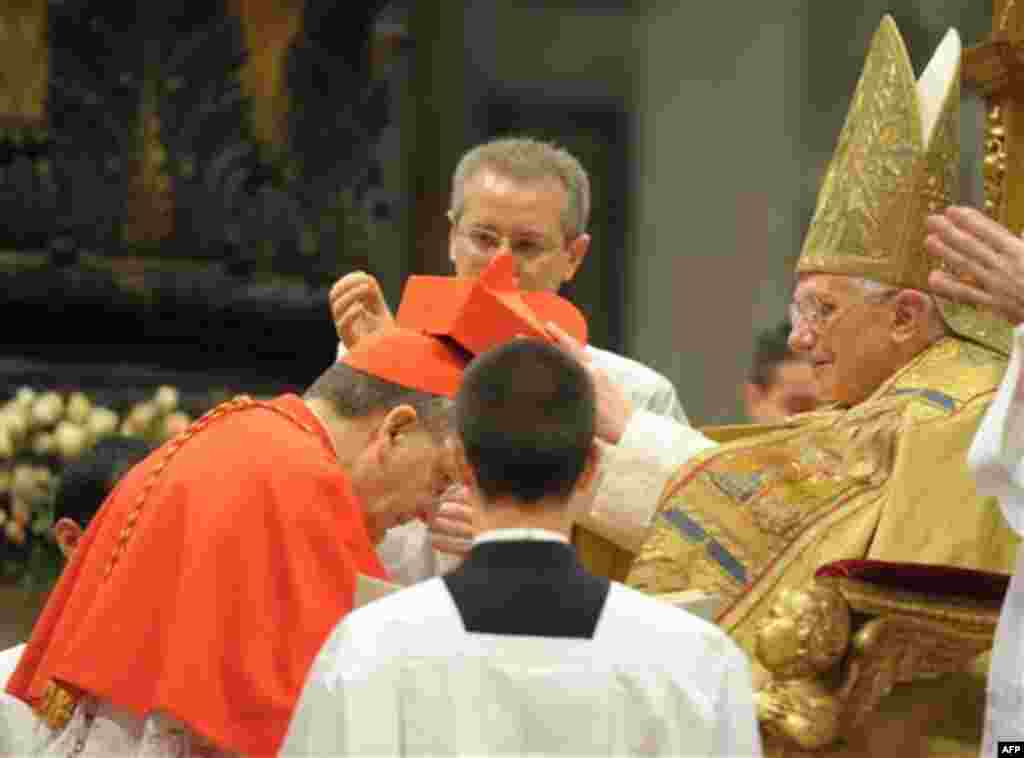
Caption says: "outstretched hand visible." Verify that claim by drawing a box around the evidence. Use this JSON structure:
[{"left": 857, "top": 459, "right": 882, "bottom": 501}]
[
  {"left": 329, "top": 271, "right": 396, "bottom": 347},
  {"left": 925, "top": 206, "right": 1024, "bottom": 326},
  {"left": 544, "top": 321, "right": 634, "bottom": 444},
  {"left": 428, "top": 484, "right": 477, "bottom": 560}
]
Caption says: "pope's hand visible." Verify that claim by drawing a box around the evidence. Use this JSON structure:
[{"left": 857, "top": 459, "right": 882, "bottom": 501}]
[
  {"left": 544, "top": 321, "right": 634, "bottom": 444},
  {"left": 925, "top": 206, "right": 1024, "bottom": 326},
  {"left": 428, "top": 485, "right": 477, "bottom": 559},
  {"left": 329, "top": 271, "right": 396, "bottom": 347}
]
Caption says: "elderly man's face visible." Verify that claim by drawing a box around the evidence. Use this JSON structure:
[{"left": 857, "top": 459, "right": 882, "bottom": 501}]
[
  {"left": 448, "top": 169, "right": 589, "bottom": 292},
  {"left": 350, "top": 411, "right": 457, "bottom": 545},
  {"left": 788, "top": 274, "right": 902, "bottom": 407}
]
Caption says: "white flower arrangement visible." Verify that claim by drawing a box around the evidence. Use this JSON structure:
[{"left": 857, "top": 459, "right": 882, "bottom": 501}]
[{"left": 0, "top": 385, "right": 201, "bottom": 586}]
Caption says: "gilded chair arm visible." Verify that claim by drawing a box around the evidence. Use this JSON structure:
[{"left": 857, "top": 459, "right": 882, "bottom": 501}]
[{"left": 753, "top": 562, "right": 1006, "bottom": 754}]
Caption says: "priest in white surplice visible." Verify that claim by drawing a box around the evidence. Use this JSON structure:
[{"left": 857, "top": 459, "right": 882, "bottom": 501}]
[
  {"left": 967, "top": 322, "right": 1024, "bottom": 753},
  {"left": 925, "top": 205, "right": 1024, "bottom": 754},
  {"left": 281, "top": 339, "right": 761, "bottom": 757}
]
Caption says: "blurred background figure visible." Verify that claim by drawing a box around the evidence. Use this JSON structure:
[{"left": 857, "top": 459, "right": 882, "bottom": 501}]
[
  {"left": 0, "top": 436, "right": 151, "bottom": 757},
  {"left": 49, "top": 436, "right": 153, "bottom": 557},
  {"left": 742, "top": 321, "right": 819, "bottom": 423}
]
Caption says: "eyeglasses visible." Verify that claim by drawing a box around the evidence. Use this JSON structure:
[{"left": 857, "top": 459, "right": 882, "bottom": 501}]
[
  {"left": 788, "top": 289, "right": 897, "bottom": 335},
  {"left": 448, "top": 212, "right": 567, "bottom": 262}
]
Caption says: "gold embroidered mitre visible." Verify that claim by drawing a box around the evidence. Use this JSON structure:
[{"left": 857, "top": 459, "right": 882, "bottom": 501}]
[{"left": 798, "top": 15, "right": 1012, "bottom": 355}]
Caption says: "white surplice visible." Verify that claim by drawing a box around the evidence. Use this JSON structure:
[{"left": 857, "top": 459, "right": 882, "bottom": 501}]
[
  {"left": 969, "top": 324, "right": 1024, "bottom": 752},
  {"left": 280, "top": 577, "right": 762, "bottom": 757},
  {"left": 34, "top": 697, "right": 234, "bottom": 758},
  {"left": 0, "top": 643, "right": 39, "bottom": 758}
]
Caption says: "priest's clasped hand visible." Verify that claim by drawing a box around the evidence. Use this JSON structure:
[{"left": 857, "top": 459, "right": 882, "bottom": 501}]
[
  {"left": 925, "top": 206, "right": 1024, "bottom": 326},
  {"left": 330, "top": 271, "right": 395, "bottom": 348},
  {"left": 428, "top": 484, "right": 478, "bottom": 558},
  {"left": 543, "top": 321, "right": 635, "bottom": 444}
]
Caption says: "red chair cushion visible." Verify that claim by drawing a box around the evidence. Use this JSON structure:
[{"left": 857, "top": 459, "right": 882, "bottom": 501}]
[{"left": 815, "top": 559, "right": 1010, "bottom": 606}]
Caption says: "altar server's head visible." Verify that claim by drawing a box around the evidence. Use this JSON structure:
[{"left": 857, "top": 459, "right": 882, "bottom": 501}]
[{"left": 454, "top": 339, "right": 600, "bottom": 521}]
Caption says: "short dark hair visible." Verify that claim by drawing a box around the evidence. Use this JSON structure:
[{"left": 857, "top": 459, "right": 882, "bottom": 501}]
[
  {"left": 750, "top": 321, "right": 798, "bottom": 387},
  {"left": 456, "top": 339, "right": 595, "bottom": 505},
  {"left": 55, "top": 436, "right": 152, "bottom": 527},
  {"left": 305, "top": 362, "right": 451, "bottom": 439}
]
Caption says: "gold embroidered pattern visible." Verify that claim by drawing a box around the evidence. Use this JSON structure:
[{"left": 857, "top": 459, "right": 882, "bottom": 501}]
[
  {"left": 706, "top": 471, "right": 762, "bottom": 502},
  {"left": 37, "top": 680, "right": 79, "bottom": 731},
  {"left": 628, "top": 335, "right": 1009, "bottom": 641},
  {"left": 798, "top": 17, "right": 923, "bottom": 277}
]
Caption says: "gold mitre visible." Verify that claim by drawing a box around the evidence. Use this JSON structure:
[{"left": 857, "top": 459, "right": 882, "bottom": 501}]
[{"left": 797, "top": 15, "right": 1011, "bottom": 356}]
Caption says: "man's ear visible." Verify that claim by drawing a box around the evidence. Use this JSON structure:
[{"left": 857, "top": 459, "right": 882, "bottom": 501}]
[
  {"left": 447, "top": 209, "right": 459, "bottom": 266},
  {"left": 890, "top": 290, "right": 931, "bottom": 342},
  {"left": 448, "top": 233, "right": 458, "bottom": 266},
  {"left": 574, "top": 441, "right": 603, "bottom": 496},
  {"left": 375, "top": 405, "right": 420, "bottom": 462},
  {"left": 52, "top": 517, "right": 83, "bottom": 559},
  {"left": 563, "top": 233, "right": 591, "bottom": 283},
  {"left": 382, "top": 404, "right": 419, "bottom": 438}
]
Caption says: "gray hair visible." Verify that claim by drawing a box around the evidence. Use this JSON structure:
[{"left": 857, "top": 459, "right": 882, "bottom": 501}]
[
  {"left": 449, "top": 137, "right": 591, "bottom": 238},
  {"left": 305, "top": 363, "right": 453, "bottom": 441},
  {"left": 852, "top": 277, "right": 952, "bottom": 343}
]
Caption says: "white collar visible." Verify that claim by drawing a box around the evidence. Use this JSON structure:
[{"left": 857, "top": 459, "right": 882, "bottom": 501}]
[
  {"left": 303, "top": 400, "right": 340, "bottom": 460},
  {"left": 473, "top": 528, "right": 570, "bottom": 546}
]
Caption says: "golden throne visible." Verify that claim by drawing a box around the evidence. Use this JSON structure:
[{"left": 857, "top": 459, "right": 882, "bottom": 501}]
[{"left": 754, "top": 560, "right": 1008, "bottom": 757}]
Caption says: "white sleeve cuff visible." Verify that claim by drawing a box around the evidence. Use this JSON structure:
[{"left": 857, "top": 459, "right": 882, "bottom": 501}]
[
  {"left": 578, "top": 412, "right": 718, "bottom": 552},
  {"left": 619, "top": 410, "right": 718, "bottom": 472}
]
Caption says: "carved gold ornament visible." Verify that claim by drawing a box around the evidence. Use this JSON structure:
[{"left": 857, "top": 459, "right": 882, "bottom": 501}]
[
  {"left": 755, "top": 585, "right": 851, "bottom": 681},
  {"left": 754, "top": 574, "right": 1002, "bottom": 754},
  {"left": 983, "top": 105, "right": 1008, "bottom": 221}
]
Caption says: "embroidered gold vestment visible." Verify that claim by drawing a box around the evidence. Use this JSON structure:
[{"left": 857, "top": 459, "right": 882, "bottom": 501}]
[{"left": 626, "top": 336, "right": 1019, "bottom": 653}]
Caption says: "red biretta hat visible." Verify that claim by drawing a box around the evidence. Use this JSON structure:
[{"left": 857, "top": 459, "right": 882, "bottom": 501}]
[
  {"left": 343, "top": 254, "right": 589, "bottom": 398},
  {"left": 342, "top": 327, "right": 466, "bottom": 399},
  {"left": 395, "top": 253, "right": 588, "bottom": 354}
]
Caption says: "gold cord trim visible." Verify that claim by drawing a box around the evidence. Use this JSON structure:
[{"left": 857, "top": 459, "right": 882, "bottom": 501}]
[{"left": 39, "top": 395, "right": 319, "bottom": 731}]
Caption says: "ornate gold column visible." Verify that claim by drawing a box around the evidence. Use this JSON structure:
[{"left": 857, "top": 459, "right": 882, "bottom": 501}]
[
  {"left": 963, "top": 0, "right": 1024, "bottom": 234},
  {"left": 123, "top": 42, "right": 174, "bottom": 248},
  {"left": 226, "top": 0, "right": 304, "bottom": 150},
  {"left": 0, "top": 0, "right": 47, "bottom": 128}
]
